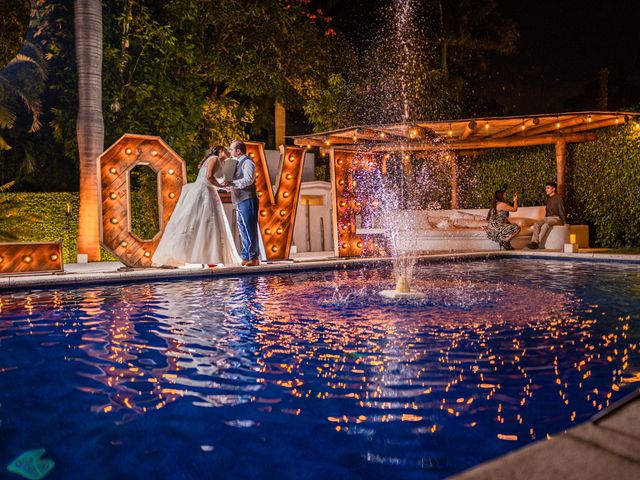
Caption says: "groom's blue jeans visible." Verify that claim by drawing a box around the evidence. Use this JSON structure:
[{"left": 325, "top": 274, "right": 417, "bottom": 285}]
[{"left": 236, "top": 198, "right": 259, "bottom": 261}]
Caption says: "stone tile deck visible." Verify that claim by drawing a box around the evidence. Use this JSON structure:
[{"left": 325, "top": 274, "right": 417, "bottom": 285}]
[{"left": 450, "top": 390, "right": 640, "bottom": 480}]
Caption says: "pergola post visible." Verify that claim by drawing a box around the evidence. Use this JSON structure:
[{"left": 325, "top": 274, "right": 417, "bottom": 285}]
[
  {"left": 450, "top": 155, "right": 458, "bottom": 208},
  {"left": 555, "top": 139, "right": 567, "bottom": 195}
]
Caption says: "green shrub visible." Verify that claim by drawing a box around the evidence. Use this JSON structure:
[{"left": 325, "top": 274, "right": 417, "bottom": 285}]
[
  {"left": 569, "top": 123, "right": 640, "bottom": 247},
  {"left": 458, "top": 146, "right": 556, "bottom": 208},
  {"left": 2, "top": 192, "right": 115, "bottom": 263}
]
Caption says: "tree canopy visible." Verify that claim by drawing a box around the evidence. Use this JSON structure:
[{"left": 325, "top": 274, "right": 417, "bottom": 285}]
[
  {"left": 0, "top": 0, "right": 31, "bottom": 67},
  {"left": 1, "top": 0, "right": 523, "bottom": 189}
]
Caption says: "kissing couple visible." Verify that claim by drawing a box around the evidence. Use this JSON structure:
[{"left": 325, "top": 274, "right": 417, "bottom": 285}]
[{"left": 152, "top": 140, "right": 261, "bottom": 268}]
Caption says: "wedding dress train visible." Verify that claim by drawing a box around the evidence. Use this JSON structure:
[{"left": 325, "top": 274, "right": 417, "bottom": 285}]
[{"left": 152, "top": 158, "right": 242, "bottom": 267}]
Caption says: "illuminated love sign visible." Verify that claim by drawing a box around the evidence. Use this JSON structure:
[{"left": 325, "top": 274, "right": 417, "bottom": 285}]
[
  {"left": 246, "top": 142, "right": 306, "bottom": 260},
  {"left": 99, "top": 136, "right": 306, "bottom": 266},
  {"left": 98, "top": 134, "right": 186, "bottom": 267}
]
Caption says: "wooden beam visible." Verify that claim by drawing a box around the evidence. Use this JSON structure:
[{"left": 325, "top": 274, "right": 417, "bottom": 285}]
[
  {"left": 293, "top": 136, "right": 354, "bottom": 147},
  {"left": 459, "top": 120, "right": 477, "bottom": 141},
  {"left": 293, "top": 138, "right": 325, "bottom": 147},
  {"left": 359, "top": 127, "right": 408, "bottom": 142},
  {"left": 492, "top": 118, "right": 540, "bottom": 139},
  {"left": 523, "top": 115, "right": 585, "bottom": 136},
  {"left": 560, "top": 115, "right": 627, "bottom": 134},
  {"left": 367, "top": 132, "right": 596, "bottom": 151}
]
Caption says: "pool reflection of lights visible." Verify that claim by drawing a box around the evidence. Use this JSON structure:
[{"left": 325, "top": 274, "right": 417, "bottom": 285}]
[{"left": 0, "top": 259, "right": 638, "bottom": 479}]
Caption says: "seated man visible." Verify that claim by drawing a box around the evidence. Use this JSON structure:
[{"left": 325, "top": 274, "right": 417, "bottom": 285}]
[{"left": 527, "top": 181, "right": 567, "bottom": 249}]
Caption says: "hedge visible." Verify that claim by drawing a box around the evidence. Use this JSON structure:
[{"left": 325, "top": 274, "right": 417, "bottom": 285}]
[
  {"left": 569, "top": 123, "right": 640, "bottom": 247},
  {"left": 3, "top": 192, "right": 115, "bottom": 263},
  {"left": 458, "top": 145, "right": 556, "bottom": 209}
]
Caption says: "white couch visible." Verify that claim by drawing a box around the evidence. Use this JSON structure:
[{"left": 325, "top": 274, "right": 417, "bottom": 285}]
[{"left": 357, "top": 206, "right": 572, "bottom": 252}]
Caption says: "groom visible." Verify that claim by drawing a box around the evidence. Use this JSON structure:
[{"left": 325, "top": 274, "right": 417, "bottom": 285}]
[{"left": 226, "top": 140, "right": 260, "bottom": 266}]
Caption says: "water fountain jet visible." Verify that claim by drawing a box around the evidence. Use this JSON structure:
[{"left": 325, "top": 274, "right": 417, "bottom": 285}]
[{"left": 379, "top": 250, "right": 425, "bottom": 300}]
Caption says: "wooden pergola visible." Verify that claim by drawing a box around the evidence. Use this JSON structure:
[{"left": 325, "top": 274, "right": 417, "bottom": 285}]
[
  {"left": 290, "top": 111, "right": 638, "bottom": 257},
  {"left": 293, "top": 111, "right": 636, "bottom": 193}
]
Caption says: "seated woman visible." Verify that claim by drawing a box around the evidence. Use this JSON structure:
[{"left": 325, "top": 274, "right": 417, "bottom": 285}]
[{"left": 485, "top": 190, "right": 520, "bottom": 250}]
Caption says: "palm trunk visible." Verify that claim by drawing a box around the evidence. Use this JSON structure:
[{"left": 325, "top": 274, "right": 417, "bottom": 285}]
[{"left": 75, "top": 0, "right": 103, "bottom": 261}]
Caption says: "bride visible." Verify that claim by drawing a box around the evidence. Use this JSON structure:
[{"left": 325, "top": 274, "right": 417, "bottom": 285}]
[{"left": 152, "top": 146, "right": 242, "bottom": 267}]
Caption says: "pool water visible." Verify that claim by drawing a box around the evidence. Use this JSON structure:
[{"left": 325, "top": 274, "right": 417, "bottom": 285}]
[{"left": 1, "top": 259, "right": 639, "bottom": 479}]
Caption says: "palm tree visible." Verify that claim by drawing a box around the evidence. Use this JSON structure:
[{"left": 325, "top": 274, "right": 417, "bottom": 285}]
[
  {"left": 1, "top": 0, "right": 45, "bottom": 151},
  {"left": 0, "top": 49, "right": 46, "bottom": 150},
  {"left": 74, "top": 0, "right": 103, "bottom": 261}
]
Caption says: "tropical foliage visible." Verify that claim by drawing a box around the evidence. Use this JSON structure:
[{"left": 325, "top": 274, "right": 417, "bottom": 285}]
[{"left": 0, "top": 1, "right": 49, "bottom": 185}]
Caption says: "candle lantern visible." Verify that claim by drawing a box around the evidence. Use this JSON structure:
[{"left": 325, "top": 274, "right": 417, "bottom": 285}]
[{"left": 564, "top": 231, "right": 578, "bottom": 253}]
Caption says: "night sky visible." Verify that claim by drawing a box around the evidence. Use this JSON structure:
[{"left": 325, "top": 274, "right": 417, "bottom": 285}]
[
  {"left": 489, "top": 0, "right": 640, "bottom": 114},
  {"left": 322, "top": 0, "right": 640, "bottom": 116}
]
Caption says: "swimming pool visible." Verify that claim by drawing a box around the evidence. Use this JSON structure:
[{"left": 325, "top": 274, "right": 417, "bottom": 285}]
[{"left": 1, "top": 258, "right": 639, "bottom": 479}]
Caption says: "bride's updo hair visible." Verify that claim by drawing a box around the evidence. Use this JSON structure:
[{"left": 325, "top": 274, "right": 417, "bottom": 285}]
[
  {"left": 205, "top": 145, "right": 226, "bottom": 159},
  {"left": 199, "top": 145, "right": 228, "bottom": 168}
]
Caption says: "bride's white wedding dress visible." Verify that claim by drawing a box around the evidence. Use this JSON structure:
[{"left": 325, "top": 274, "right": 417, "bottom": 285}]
[{"left": 152, "top": 159, "right": 241, "bottom": 267}]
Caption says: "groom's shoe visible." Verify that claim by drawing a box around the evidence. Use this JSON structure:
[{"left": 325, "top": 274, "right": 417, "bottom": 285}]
[{"left": 245, "top": 259, "right": 260, "bottom": 267}]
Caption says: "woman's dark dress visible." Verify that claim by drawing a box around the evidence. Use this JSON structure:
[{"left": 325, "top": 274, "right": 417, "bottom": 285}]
[{"left": 486, "top": 209, "right": 520, "bottom": 243}]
